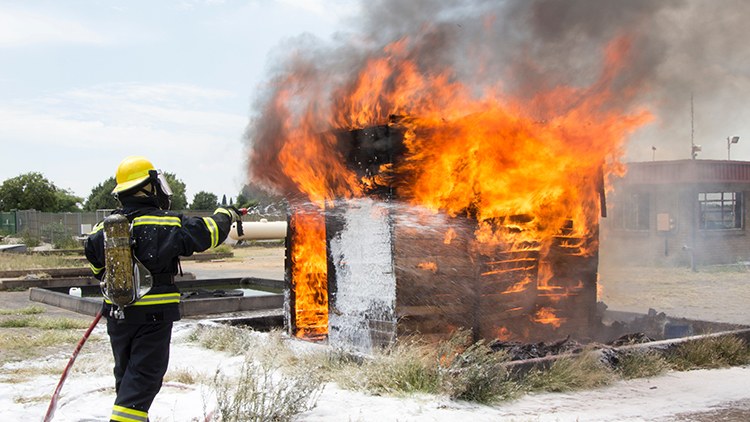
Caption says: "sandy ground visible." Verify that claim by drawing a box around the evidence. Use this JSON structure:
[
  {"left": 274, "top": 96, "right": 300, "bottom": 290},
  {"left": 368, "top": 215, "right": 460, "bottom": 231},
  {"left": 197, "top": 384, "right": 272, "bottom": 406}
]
[
  {"left": 182, "top": 245, "right": 285, "bottom": 281},
  {"left": 1, "top": 246, "right": 749, "bottom": 421},
  {"left": 599, "top": 265, "right": 750, "bottom": 326}
]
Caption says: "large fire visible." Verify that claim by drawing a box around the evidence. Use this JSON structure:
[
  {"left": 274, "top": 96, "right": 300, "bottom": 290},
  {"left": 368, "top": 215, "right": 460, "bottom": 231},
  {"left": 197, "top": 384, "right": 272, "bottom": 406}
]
[
  {"left": 288, "top": 211, "right": 328, "bottom": 338},
  {"left": 253, "top": 33, "right": 651, "bottom": 338}
]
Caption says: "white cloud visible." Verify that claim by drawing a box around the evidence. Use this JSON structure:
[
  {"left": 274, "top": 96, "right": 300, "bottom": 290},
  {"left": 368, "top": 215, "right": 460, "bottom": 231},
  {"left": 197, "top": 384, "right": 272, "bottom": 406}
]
[
  {"left": 0, "top": 83, "right": 250, "bottom": 200},
  {"left": 68, "top": 82, "right": 234, "bottom": 101},
  {"left": 277, "top": 0, "right": 358, "bottom": 17},
  {"left": 0, "top": 5, "right": 108, "bottom": 47}
]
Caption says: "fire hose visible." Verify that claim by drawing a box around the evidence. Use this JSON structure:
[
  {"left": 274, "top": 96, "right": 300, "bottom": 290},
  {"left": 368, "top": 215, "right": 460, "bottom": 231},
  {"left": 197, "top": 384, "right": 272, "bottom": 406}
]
[{"left": 43, "top": 310, "right": 103, "bottom": 422}]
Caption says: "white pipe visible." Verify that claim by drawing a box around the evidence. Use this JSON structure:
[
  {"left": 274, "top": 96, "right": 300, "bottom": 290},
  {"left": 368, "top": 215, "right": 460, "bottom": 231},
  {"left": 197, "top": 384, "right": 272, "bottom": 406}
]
[{"left": 228, "top": 219, "right": 287, "bottom": 241}]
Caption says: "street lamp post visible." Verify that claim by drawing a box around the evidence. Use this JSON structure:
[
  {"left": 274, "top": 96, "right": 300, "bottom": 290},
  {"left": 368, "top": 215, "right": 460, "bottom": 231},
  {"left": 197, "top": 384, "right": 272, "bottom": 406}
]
[{"left": 727, "top": 136, "right": 740, "bottom": 160}]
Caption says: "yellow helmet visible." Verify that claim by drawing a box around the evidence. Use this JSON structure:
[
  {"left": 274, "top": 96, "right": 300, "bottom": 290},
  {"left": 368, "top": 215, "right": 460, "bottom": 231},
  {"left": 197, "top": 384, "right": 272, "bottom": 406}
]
[{"left": 112, "top": 156, "right": 156, "bottom": 195}]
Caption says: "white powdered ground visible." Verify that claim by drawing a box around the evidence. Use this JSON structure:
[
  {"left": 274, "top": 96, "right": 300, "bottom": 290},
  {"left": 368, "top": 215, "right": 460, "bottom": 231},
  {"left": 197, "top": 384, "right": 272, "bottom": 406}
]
[{"left": 2, "top": 319, "right": 749, "bottom": 422}]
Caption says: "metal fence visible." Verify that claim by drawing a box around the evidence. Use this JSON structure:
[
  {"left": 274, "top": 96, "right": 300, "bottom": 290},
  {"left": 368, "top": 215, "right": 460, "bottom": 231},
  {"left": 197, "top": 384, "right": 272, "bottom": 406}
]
[
  {"left": 0, "top": 211, "right": 15, "bottom": 235},
  {"left": 5, "top": 209, "right": 216, "bottom": 242},
  {"left": 14, "top": 210, "right": 101, "bottom": 244}
]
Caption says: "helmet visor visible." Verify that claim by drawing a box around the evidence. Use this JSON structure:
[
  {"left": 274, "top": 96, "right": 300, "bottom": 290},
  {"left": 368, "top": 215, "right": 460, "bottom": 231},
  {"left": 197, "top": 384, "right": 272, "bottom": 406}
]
[{"left": 156, "top": 172, "right": 173, "bottom": 197}]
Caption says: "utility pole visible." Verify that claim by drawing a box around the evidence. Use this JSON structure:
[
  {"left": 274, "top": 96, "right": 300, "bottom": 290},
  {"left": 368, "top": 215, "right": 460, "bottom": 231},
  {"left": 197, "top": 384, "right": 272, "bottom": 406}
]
[
  {"left": 690, "top": 94, "right": 698, "bottom": 271},
  {"left": 690, "top": 95, "right": 701, "bottom": 159}
]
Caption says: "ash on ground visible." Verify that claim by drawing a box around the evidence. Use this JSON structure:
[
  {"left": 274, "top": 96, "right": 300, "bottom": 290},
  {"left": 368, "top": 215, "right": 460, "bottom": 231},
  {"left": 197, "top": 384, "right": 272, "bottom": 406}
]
[{"left": 487, "top": 303, "right": 747, "bottom": 361}]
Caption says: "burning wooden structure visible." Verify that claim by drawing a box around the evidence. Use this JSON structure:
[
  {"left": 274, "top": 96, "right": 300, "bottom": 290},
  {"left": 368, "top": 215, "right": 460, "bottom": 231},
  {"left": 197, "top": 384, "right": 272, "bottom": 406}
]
[{"left": 285, "top": 124, "right": 600, "bottom": 353}]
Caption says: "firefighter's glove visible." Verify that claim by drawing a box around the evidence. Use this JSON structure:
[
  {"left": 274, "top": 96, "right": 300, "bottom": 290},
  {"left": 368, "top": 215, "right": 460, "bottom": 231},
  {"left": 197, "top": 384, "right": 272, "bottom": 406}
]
[{"left": 226, "top": 206, "right": 243, "bottom": 223}]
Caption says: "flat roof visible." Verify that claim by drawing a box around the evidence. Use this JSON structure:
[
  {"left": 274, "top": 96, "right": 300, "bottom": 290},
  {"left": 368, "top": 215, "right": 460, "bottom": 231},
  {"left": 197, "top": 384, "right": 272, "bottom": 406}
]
[{"left": 618, "top": 159, "right": 750, "bottom": 185}]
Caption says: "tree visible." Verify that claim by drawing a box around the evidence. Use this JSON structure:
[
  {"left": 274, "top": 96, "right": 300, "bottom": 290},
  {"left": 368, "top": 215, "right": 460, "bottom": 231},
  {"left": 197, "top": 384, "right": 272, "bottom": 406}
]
[
  {"left": 163, "top": 173, "right": 187, "bottom": 210},
  {"left": 0, "top": 172, "right": 81, "bottom": 212},
  {"left": 55, "top": 189, "right": 84, "bottom": 212},
  {"left": 84, "top": 177, "right": 119, "bottom": 211},
  {"left": 190, "top": 191, "right": 219, "bottom": 210}
]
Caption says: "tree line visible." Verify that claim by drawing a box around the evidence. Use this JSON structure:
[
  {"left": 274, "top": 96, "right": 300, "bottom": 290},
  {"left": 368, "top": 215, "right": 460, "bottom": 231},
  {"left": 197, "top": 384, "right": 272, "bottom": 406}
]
[{"left": 0, "top": 172, "right": 281, "bottom": 212}]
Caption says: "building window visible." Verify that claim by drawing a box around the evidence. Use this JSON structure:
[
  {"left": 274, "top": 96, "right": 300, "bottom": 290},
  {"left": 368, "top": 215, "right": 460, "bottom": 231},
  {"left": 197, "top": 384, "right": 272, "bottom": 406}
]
[
  {"left": 612, "top": 192, "right": 650, "bottom": 230},
  {"left": 699, "top": 192, "right": 743, "bottom": 230}
]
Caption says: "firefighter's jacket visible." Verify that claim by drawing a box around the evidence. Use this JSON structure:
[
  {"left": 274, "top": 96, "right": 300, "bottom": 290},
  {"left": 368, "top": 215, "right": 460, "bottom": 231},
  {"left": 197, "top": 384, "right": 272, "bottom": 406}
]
[{"left": 85, "top": 196, "right": 234, "bottom": 323}]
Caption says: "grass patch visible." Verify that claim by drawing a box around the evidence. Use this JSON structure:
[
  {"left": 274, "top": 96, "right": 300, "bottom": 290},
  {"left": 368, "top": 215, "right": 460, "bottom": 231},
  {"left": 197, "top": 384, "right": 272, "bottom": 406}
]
[
  {"left": 1, "top": 364, "right": 63, "bottom": 383},
  {"left": 0, "top": 316, "right": 90, "bottom": 329},
  {"left": 0, "top": 305, "right": 46, "bottom": 315},
  {"left": 336, "top": 339, "right": 439, "bottom": 396},
  {"left": 666, "top": 336, "right": 750, "bottom": 370},
  {"left": 522, "top": 351, "right": 615, "bottom": 393},
  {"left": 167, "top": 367, "right": 199, "bottom": 385},
  {"left": 0, "top": 330, "right": 96, "bottom": 366},
  {"left": 14, "top": 394, "right": 50, "bottom": 404},
  {"left": 188, "top": 324, "right": 262, "bottom": 355},
  {"left": 0, "top": 331, "right": 86, "bottom": 349},
  {"left": 615, "top": 349, "right": 670, "bottom": 379},
  {"left": 190, "top": 326, "right": 750, "bottom": 408},
  {"left": 330, "top": 330, "right": 518, "bottom": 404},
  {"left": 0, "top": 252, "right": 81, "bottom": 270}
]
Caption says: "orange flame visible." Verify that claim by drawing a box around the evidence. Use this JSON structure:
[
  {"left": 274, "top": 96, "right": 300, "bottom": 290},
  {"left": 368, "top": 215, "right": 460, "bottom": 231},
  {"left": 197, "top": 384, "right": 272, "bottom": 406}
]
[
  {"left": 251, "top": 31, "right": 653, "bottom": 340},
  {"left": 533, "top": 307, "right": 565, "bottom": 329},
  {"left": 443, "top": 228, "right": 456, "bottom": 245},
  {"left": 502, "top": 276, "right": 534, "bottom": 294},
  {"left": 289, "top": 211, "right": 328, "bottom": 338},
  {"left": 254, "top": 35, "right": 651, "bottom": 229},
  {"left": 417, "top": 261, "right": 438, "bottom": 272},
  {"left": 496, "top": 326, "right": 512, "bottom": 341}
]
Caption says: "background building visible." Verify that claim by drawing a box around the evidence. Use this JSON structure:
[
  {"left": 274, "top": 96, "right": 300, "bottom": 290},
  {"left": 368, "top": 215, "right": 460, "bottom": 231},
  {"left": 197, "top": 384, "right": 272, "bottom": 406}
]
[{"left": 602, "top": 159, "right": 750, "bottom": 268}]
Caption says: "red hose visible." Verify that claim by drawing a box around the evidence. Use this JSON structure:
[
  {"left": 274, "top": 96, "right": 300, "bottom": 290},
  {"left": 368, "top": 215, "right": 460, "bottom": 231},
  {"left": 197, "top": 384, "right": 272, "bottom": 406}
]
[{"left": 43, "top": 310, "right": 103, "bottom": 422}]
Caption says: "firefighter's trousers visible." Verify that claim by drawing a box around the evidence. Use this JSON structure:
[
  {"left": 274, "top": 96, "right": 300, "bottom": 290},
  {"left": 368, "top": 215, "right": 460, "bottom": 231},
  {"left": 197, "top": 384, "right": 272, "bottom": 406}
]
[{"left": 107, "top": 319, "right": 172, "bottom": 422}]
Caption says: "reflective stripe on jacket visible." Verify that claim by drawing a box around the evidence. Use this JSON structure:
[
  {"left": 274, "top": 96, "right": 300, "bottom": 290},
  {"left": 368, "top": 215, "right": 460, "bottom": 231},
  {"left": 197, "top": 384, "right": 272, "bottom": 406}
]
[{"left": 84, "top": 197, "right": 233, "bottom": 323}]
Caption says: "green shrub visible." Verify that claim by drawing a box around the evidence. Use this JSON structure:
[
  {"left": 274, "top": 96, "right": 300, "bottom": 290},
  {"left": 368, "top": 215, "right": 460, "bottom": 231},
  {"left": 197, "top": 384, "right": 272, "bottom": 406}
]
[
  {"left": 53, "top": 235, "right": 80, "bottom": 250},
  {"left": 210, "top": 355, "right": 323, "bottom": 422},
  {"left": 666, "top": 336, "right": 750, "bottom": 370},
  {"left": 20, "top": 231, "right": 40, "bottom": 248},
  {"left": 437, "top": 340, "right": 517, "bottom": 403}
]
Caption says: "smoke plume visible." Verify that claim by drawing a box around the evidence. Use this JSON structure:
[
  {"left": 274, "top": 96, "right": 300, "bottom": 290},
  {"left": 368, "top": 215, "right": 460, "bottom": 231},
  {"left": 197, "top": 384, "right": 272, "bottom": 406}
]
[{"left": 246, "top": 0, "right": 750, "bottom": 194}]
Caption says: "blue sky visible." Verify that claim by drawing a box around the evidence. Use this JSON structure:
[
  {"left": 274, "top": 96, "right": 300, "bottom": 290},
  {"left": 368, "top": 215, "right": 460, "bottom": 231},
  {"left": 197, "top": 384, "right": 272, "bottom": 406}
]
[{"left": 0, "top": 0, "right": 355, "bottom": 202}]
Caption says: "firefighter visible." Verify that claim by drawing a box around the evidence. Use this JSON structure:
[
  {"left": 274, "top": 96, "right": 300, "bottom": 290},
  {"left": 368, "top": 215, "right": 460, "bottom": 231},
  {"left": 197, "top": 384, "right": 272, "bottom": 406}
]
[{"left": 84, "top": 156, "right": 241, "bottom": 422}]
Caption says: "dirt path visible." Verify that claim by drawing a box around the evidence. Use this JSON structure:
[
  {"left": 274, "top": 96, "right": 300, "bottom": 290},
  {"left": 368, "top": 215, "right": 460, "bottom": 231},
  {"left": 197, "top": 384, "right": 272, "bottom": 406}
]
[
  {"left": 180, "top": 245, "right": 285, "bottom": 280},
  {"left": 599, "top": 265, "right": 750, "bottom": 325}
]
